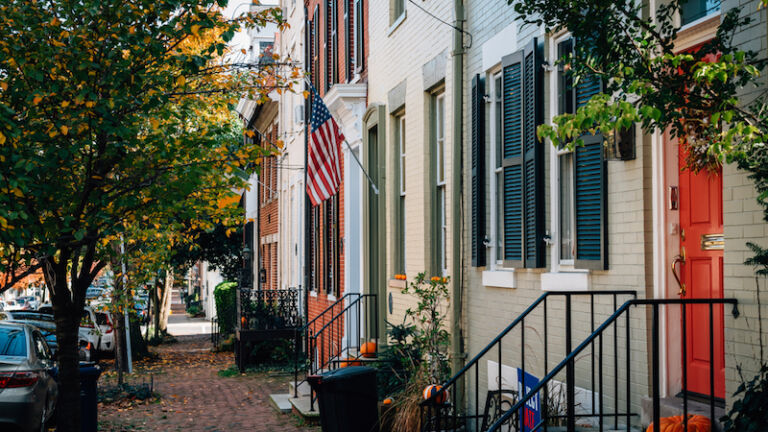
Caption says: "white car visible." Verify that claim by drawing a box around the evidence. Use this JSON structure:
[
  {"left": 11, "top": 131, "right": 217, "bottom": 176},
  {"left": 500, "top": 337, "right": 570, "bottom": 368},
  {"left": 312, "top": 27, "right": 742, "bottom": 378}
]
[{"left": 81, "top": 306, "right": 115, "bottom": 353}]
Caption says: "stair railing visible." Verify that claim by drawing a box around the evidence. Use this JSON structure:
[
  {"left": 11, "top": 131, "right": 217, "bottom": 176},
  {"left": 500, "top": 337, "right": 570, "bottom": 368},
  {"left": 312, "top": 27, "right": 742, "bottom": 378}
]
[
  {"left": 293, "top": 293, "right": 378, "bottom": 410},
  {"left": 421, "top": 290, "right": 636, "bottom": 432},
  {"left": 485, "top": 297, "right": 739, "bottom": 432}
]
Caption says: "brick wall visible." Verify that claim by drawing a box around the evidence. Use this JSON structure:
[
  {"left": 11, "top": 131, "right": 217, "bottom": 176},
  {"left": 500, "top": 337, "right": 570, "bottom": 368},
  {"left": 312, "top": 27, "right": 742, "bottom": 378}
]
[{"left": 721, "top": 0, "right": 768, "bottom": 403}]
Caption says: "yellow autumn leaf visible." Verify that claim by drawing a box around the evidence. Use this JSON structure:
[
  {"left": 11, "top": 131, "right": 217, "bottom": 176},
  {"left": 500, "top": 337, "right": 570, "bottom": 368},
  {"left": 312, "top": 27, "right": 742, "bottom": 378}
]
[
  {"left": 150, "top": 118, "right": 159, "bottom": 129},
  {"left": 60, "top": 126, "right": 69, "bottom": 135},
  {"left": 85, "top": 101, "right": 95, "bottom": 108},
  {"left": 61, "top": 101, "right": 70, "bottom": 108},
  {"left": 0, "top": 82, "right": 7, "bottom": 91},
  {"left": 176, "top": 75, "right": 186, "bottom": 86},
  {"left": 0, "top": 132, "right": 5, "bottom": 145},
  {"left": 302, "top": 90, "right": 310, "bottom": 99},
  {"left": 33, "top": 96, "right": 43, "bottom": 105},
  {"left": 191, "top": 25, "right": 201, "bottom": 37}
]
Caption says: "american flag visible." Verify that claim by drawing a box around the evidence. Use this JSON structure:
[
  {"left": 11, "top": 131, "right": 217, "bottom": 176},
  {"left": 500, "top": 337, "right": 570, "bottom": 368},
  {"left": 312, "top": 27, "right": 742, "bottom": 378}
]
[{"left": 307, "top": 85, "right": 344, "bottom": 207}]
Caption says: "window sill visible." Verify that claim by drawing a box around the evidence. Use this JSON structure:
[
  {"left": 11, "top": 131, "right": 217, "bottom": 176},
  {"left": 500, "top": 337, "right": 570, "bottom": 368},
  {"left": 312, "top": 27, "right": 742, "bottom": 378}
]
[
  {"left": 309, "top": 290, "right": 318, "bottom": 298},
  {"left": 388, "top": 279, "right": 406, "bottom": 289},
  {"left": 327, "top": 294, "right": 336, "bottom": 302},
  {"left": 482, "top": 270, "right": 516, "bottom": 289},
  {"left": 541, "top": 272, "right": 589, "bottom": 291},
  {"left": 387, "top": 11, "right": 407, "bottom": 37}
]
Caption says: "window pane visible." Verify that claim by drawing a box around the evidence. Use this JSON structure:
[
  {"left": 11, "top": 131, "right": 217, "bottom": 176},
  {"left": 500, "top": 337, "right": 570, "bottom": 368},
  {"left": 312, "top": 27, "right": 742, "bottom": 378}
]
[
  {"left": 496, "top": 171, "right": 504, "bottom": 261},
  {"left": 560, "top": 153, "right": 574, "bottom": 261},
  {"left": 0, "top": 327, "right": 27, "bottom": 357},
  {"left": 495, "top": 75, "right": 503, "bottom": 168},
  {"left": 438, "top": 186, "right": 447, "bottom": 274},
  {"left": 680, "top": 0, "right": 720, "bottom": 25},
  {"left": 558, "top": 39, "right": 574, "bottom": 116}
]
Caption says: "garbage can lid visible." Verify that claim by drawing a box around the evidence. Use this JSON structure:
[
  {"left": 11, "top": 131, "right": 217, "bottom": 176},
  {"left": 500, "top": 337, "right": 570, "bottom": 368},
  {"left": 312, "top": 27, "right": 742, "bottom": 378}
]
[
  {"left": 320, "top": 366, "right": 376, "bottom": 383},
  {"left": 78, "top": 364, "right": 102, "bottom": 378}
]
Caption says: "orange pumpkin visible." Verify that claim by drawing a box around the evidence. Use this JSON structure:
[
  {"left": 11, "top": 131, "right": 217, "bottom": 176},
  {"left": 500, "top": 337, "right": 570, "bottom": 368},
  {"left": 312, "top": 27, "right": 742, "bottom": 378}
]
[
  {"left": 646, "top": 414, "right": 711, "bottom": 432},
  {"left": 423, "top": 384, "right": 449, "bottom": 404},
  {"left": 360, "top": 341, "right": 377, "bottom": 358},
  {"left": 338, "top": 357, "right": 362, "bottom": 368},
  {"left": 382, "top": 398, "right": 393, "bottom": 405}
]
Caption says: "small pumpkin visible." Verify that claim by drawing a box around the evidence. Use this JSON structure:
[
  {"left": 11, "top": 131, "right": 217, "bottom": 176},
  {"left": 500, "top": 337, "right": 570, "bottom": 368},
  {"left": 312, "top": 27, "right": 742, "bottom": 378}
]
[
  {"left": 423, "top": 384, "right": 449, "bottom": 404},
  {"left": 338, "top": 357, "right": 361, "bottom": 368},
  {"left": 646, "top": 414, "right": 711, "bottom": 432},
  {"left": 360, "top": 341, "right": 377, "bottom": 358},
  {"left": 382, "top": 398, "right": 393, "bottom": 405}
]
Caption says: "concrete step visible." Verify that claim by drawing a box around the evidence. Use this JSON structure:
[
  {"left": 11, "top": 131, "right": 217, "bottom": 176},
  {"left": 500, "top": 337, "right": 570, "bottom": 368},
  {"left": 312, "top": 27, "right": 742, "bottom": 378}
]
[
  {"left": 288, "top": 379, "right": 312, "bottom": 397},
  {"left": 289, "top": 395, "right": 321, "bottom": 425},
  {"left": 269, "top": 393, "right": 293, "bottom": 414},
  {"left": 641, "top": 396, "right": 724, "bottom": 432}
]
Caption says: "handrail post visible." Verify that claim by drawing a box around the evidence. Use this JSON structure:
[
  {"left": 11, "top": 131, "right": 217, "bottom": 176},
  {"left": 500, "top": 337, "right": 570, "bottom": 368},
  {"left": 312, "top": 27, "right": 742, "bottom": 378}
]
[
  {"left": 566, "top": 294, "right": 575, "bottom": 432},
  {"left": 651, "top": 304, "right": 660, "bottom": 432}
]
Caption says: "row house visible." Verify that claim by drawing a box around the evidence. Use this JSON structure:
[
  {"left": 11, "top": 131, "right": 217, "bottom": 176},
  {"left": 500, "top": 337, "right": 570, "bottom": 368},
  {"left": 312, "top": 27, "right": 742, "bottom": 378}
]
[{"left": 267, "top": 0, "right": 768, "bottom": 428}]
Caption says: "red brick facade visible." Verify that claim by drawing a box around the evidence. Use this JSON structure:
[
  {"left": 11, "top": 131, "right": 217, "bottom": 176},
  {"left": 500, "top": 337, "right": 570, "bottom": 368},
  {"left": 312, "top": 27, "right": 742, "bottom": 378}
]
[
  {"left": 304, "top": 0, "right": 367, "bottom": 359},
  {"left": 259, "top": 123, "right": 279, "bottom": 291}
]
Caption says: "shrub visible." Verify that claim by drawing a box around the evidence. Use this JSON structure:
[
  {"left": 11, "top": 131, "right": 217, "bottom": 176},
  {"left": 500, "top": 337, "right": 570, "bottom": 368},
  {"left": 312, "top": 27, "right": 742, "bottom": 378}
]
[
  {"left": 721, "top": 364, "right": 768, "bottom": 432},
  {"left": 214, "top": 281, "right": 237, "bottom": 335}
]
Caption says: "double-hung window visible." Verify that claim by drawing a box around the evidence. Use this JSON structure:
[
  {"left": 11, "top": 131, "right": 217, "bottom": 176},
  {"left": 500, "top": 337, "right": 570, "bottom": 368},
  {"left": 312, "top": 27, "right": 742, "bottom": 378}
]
[
  {"left": 470, "top": 39, "right": 545, "bottom": 270},
  {"left": 391, "top": 0, "right": 405, "bottom": 25},
  {"left": 394, "top": 114, "right": 406, "bottom": 273},
  {"left": 435, "top": 93, "right": 447, "bottom": 276},
  {"left": 354, "top": 0, "right": 364, "bottom": 73},
  {"left": 553, "top": 36, "right": 608, "bottom": 270}
]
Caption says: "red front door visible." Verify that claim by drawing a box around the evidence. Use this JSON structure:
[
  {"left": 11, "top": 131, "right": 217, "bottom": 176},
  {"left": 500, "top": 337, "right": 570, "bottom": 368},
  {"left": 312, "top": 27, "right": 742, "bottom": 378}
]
[{"left": 678, "top": 151, "right": 725, "bottom": 398}]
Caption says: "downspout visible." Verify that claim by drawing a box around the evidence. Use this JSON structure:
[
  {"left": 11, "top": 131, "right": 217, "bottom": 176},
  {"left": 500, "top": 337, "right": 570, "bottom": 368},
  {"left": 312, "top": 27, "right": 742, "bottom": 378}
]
[{"left": 451, "top": 0, "right": 465, "bottom": 388}]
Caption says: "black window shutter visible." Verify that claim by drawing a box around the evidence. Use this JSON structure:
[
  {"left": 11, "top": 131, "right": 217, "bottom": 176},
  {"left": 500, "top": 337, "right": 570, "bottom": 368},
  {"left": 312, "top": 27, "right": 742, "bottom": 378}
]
[
  {"left": 471, "top": 74, "right": 486, "bottom": 267},
  {"left": 501, "top": 50, "right": 524, "bottom": 268},
  {"left": 522, "top": 38, "right": 545, "bottom": 268},
  {"left": 574, "top": 76, "right": 608, "bottom": 270}
]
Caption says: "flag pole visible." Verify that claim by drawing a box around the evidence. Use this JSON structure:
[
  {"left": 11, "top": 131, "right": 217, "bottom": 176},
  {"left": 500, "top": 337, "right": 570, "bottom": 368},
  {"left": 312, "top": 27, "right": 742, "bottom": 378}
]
[
  {"left": 343, "top": 139, "right": 379, "bottom": 195},
  {"left": 304, "top": 77, "right": 379, "bottom": 195}
]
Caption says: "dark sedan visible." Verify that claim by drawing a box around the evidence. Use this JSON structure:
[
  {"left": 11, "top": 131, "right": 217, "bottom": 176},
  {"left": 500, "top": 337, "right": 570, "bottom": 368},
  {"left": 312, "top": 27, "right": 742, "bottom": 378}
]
[{"left": 0, "top": 322, "right": 58, "bottom": 432}]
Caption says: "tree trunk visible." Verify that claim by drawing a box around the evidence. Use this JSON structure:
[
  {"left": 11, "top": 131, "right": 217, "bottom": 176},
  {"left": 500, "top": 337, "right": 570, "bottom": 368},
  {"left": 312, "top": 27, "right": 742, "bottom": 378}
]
[
  {"left": 129, "top": 314, "right": 148, "bottom": 359},
  {"left": 158, "top": 270, "right": 173, "bottom": 332},
  {"left": 113, "top": 310, "right": 125, "bottom": 385},
  {"left": 51, "top": 281, "right": 84, "bottom": 432},
  {"left": 153, "top": 279, "right": 161, "bottom": 340}
]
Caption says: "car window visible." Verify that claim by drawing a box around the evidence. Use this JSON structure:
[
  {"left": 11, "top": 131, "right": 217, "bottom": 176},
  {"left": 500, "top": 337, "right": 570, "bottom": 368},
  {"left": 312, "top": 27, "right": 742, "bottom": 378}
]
[
  {"left": 80, "top": 311, "right": 94, "bottom": 327},
  {"left": 0, "top": 327, "right": 27, "bottom": 357},
  {"left": 95, "top": 313, "right": 110, "bottom": 326},
  {"left": 32, "top": 331, "right": 51, "bottom": 360}
]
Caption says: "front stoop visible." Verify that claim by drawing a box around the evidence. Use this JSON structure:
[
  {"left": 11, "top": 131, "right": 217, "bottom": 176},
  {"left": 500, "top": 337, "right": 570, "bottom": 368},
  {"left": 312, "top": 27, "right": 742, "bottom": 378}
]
[
  {"left": 268, "top": 393, "right": 293, "bottom": 413},
  {"left": 641, "top": 397, "right": 724, "bottom": 431},
  {"left": 289, "top": 394, "right": 321, "bottom": 425},
  {"left": 288, "top": 379, "right": 312, "bottom": 397}
]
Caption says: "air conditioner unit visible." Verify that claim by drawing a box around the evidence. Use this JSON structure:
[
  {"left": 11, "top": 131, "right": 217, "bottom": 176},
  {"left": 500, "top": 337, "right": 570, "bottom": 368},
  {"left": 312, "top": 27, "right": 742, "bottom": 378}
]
[{"left": 294, "top": 105, "right": 305, "bottom": 124}]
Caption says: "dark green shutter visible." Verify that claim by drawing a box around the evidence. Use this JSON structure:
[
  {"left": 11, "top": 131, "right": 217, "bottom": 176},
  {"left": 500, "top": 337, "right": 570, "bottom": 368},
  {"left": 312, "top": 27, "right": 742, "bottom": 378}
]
[
  {"left": 522, "top": 38, "right": 545, "bottom": 268},
  {"left": 574, "top": 76, "right": 608, "bottom": 270},
  {"left": 501, "top": 50, "right": 524, "bottom": 268},
  {"left": 471, "top": 74, "right": 486, "bottom": 267}
]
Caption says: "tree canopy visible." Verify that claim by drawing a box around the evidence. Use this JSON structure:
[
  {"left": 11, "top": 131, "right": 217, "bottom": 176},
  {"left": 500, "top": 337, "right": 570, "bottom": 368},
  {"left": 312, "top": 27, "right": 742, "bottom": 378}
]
[{"left": 0, "top": 1, "right": 297, "bottom": 429}]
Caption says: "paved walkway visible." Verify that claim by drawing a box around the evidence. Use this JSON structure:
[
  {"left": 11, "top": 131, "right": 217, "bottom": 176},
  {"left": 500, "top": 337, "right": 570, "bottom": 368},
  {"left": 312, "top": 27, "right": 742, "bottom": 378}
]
[
  {"left": 166, "top": 313, "right": 212, "bottom": 337},
  {"left": 99, "top": 335, "right": 316, "bottom": 432}
]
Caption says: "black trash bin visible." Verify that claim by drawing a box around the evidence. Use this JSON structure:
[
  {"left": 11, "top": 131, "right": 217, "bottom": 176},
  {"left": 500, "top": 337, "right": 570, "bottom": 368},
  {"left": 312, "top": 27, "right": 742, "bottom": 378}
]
[
  {"left": 307, "top": 366, "right": 379, "bottom": 432},
  {"left": 79, "top": 364, "right": 102, "bottom": 432}
]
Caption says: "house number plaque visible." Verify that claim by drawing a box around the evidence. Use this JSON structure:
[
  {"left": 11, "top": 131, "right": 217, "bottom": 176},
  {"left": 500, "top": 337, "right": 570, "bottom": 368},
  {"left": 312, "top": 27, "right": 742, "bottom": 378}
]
[{"left": 701, "top": 233, "right": 724, "bottom": 251}]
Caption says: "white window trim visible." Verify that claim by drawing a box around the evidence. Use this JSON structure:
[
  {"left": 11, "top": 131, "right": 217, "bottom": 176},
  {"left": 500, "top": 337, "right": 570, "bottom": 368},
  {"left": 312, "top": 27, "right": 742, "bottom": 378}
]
[
  {"left": 435, "top": 93, "right": 448, "bottom": 277},
  {"left": 486, "top": 68, "right": 509, "bottom": 272},
  {"left": 545, "top": 32, "right": 590, "bottom": 289},
  {"left": 388, "top": 8, "right": 407, "bottom": 36}
]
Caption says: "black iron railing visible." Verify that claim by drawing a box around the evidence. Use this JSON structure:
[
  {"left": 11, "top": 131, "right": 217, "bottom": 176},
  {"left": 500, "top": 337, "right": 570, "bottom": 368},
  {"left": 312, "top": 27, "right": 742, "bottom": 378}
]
[
  {"left": 293, "top": 293, "right": 378, "bottom": 411},
  {"left": 484, "top": 297, "right": 739, "bottom": 432},
  {"left": 240, "top": 287, "right": 302, "bottom": 331},
  {"left": 211, "top": 317, "right": 220, "bottom": 349},
  {"left": 420, "top": 290, "right": 637, "bottom": 432}
]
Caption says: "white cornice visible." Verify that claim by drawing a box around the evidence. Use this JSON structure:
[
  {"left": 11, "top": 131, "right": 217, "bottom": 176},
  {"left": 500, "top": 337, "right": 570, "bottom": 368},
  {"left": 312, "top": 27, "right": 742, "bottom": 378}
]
[{"left": 324, "top": 83, "right": 368, "bottom": 145}]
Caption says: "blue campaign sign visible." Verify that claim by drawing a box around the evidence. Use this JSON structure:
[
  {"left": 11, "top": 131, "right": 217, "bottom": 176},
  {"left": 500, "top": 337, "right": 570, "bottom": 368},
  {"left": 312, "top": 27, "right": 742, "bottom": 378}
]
[{"left": 517, "top": 369, "right": 541, "bottom": 432}]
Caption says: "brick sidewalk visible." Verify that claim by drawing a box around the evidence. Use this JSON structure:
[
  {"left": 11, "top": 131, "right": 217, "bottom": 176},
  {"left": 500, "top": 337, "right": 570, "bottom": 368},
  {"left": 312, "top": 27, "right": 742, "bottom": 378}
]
[{"left": 99, "top": 335, "right": 317, "bottom": 432}]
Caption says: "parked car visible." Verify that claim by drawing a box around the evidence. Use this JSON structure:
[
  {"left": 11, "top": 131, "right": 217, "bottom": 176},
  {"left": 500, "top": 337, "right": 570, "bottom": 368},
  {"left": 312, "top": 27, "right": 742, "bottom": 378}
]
[
  {"left": 81, "top": 306, "right": 114, "bottom": 353},
  {"left": 134, "top": 296, "right": 149, "bottom": 324},
  {"left": 85, "top": 288, "right": 106, "bottom": 302},
  {"left": 0, "top": 312, "right": 94, "bottom": 360},
  {"left": 0, "top": 322, "right": 58, "bottom": 432}
]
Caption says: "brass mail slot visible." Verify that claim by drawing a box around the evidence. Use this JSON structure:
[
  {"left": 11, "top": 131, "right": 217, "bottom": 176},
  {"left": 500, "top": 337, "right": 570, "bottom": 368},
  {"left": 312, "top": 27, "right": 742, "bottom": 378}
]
[{"left": 701, "top": 233, "right": 724, "bottom": 250}]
